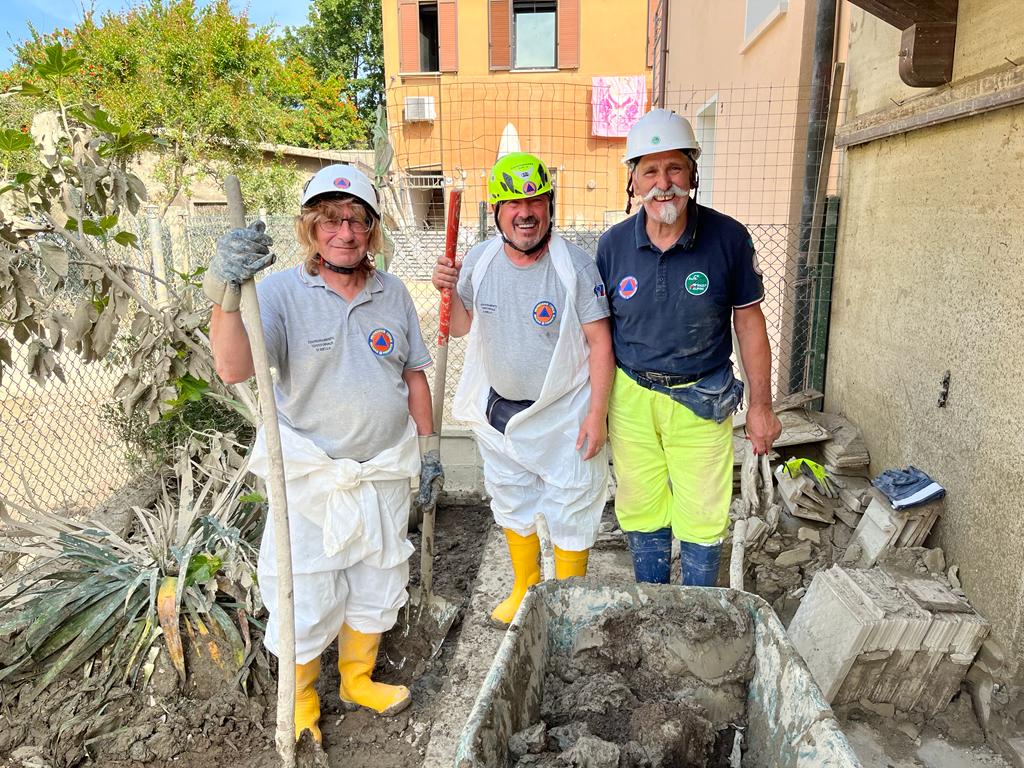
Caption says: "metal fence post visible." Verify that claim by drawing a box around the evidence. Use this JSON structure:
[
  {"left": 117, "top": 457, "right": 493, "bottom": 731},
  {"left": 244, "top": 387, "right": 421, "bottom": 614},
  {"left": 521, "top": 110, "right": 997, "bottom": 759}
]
[
  {"left": 478, "top": 201, "right": 488, "bottom": 243},
  {"left": 146, "top": 206, "right": 171, "bottom": 308},
  {"left": 806, "top": 195, "right": 840, "bottom": 401}
]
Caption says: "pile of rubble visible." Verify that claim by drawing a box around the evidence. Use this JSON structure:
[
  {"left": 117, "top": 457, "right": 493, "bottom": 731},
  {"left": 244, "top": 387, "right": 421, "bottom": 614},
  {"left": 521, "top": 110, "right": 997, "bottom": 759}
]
[{"left": 726, "top": 399, "right": 1024, "bottom": 765}]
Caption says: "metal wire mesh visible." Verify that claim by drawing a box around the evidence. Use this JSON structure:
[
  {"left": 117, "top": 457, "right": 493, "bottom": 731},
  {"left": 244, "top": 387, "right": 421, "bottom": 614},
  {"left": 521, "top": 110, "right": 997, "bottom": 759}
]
[{"left": 0, "top": 79, "right": 842, "bottom": 512}]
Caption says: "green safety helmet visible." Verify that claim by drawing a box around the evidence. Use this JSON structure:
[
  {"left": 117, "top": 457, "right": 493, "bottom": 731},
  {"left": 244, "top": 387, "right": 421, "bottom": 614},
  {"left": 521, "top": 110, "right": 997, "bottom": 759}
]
[{"left": 487, "top": 152, "right": 554, "bottom": 205}]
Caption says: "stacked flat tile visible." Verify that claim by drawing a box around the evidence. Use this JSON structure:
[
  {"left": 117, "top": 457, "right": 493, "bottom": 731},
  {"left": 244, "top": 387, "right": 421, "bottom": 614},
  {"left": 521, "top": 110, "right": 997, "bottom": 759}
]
[
  {"left": 788, "top": 565, "right": 989, "bottom": 717},
  {"left": 845, "top": 490, "right": 943, "bottom": 568},
  {"left": 808, "top": 412, "right": 870, "bottom": 474}
]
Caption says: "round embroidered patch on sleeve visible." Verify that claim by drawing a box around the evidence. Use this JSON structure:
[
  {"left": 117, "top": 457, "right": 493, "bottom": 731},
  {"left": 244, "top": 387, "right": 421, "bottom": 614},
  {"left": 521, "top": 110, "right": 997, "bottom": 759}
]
[
  {"left": 618, "top": 276, "right": 639, "bottom": 300},
  {"left": 532, "top": 301, "right": 557, "bottom": 326},
  {"left": 368, "top": 328, "right": 395, "bottom": 355}
]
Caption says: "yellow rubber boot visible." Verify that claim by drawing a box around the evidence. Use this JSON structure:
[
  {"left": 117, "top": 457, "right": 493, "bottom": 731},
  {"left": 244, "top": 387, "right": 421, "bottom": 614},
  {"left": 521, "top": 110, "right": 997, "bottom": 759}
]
[
  {"left": 337, "top": 624, "right": 411, "bottom": 716},
  {"left": 295, "top": 658, "right": 322, "bottom": 743},
  {"left": 554, "top": 546, "right": 590, "bottom": 579},
  {"left": 490, "top": 529, "right": 541, "bottom": 626}
]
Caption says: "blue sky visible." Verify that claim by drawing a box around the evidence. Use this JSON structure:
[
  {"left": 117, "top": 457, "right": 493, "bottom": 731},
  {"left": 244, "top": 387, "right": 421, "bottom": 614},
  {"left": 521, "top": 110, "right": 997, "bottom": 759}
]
[{"left": 0, "top": 0, "right": 312, "bottom": 69}]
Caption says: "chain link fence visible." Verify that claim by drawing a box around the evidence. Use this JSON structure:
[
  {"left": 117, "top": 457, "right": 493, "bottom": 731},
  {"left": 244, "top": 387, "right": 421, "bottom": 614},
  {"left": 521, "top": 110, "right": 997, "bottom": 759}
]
[{"left": 0, "top": 80, "right": 842, "bottom": 513}]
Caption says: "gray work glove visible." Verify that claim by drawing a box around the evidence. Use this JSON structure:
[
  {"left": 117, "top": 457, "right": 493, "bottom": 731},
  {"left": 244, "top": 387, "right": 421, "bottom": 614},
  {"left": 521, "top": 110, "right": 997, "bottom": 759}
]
[
  {"left": 415, "top": 433, "right": 444, "bottom": 513},
  {"left": 202, "top": 221, "right": 276, "bottom": 312}
]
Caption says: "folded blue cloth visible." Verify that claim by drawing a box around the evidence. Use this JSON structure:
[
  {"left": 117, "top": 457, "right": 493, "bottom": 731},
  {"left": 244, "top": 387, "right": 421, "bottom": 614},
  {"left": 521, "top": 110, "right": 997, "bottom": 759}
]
[{"left": 872, "top": 466, "right": 945, "bottom": 510}]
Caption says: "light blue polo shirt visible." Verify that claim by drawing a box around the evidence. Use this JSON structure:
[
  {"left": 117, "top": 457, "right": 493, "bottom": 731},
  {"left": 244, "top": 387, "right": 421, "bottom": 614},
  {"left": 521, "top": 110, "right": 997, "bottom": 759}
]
[{"left": 251, "top": 265, "right": 431, "bottom": 461}]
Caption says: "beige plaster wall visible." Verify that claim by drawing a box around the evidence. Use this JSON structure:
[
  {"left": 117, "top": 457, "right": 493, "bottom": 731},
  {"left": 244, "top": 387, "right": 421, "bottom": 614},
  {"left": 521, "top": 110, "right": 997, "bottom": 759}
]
[{"left": 827, "top": 2, "right": 1024, "bottom": 675}]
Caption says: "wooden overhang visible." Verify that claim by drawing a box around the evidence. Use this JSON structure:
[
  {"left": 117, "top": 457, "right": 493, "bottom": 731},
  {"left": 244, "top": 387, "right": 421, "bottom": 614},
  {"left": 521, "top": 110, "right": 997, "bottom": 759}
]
[{"left": 847, "top": 0, "right": 959, "bottom": 87}]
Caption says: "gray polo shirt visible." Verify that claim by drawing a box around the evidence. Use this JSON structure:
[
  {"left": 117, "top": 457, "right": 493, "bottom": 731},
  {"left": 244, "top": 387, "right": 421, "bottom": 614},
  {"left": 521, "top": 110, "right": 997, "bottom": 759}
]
[
  {"left": 252, "top": 265, "right": 431, "bottom": 461},
  {"left": 457, "top": 238, "right": 610, "bottom": 401}
]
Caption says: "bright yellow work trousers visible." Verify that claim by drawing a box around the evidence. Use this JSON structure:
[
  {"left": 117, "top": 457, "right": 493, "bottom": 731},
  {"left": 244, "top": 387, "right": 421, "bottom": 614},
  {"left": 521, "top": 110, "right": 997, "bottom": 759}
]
[{"left": 608, "top": 367, "right": 733, "bottom": 544}]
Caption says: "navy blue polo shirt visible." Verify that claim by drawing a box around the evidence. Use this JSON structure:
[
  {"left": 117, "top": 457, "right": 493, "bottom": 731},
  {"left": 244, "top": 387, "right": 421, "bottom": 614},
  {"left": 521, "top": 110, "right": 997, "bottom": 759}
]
[{"left": 595, "top": 198, "right": 764, "bottom": 378}]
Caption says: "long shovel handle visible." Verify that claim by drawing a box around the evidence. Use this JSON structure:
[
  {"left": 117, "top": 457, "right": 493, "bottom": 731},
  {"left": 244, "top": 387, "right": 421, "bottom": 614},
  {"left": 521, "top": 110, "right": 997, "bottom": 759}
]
[
  {"left": 225, "top": 177, "right": 296, "bottom": 768},
  {"left": 422, "top": 188, "right": 462, "bottom": 601}
]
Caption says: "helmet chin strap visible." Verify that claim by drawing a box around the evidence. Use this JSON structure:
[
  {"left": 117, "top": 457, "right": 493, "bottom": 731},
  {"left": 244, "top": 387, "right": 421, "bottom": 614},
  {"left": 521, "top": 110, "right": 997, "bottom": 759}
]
[
  {"left": 498, "top": 223, "right": 553, "bottom": 258},
  {"left": 319, "top": 255, "right": 360, "bottom": 274},
  {"left": 494, "top": 196, "right": 555, "bottom": 258}
]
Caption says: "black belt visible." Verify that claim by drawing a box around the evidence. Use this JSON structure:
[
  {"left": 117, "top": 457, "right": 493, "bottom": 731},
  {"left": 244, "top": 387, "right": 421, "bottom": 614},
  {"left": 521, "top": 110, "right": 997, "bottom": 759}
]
[{"left": 619, "top": 365, "right": 713, "bottom": 388}]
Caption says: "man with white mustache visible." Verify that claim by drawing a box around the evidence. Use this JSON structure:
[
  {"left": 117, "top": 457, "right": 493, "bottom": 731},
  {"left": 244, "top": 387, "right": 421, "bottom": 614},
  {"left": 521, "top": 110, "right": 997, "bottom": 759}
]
[
  {"left": 432, "top": 152, "right": 614, "bottom": 627},
  {"left": 596, "top": 109, "right": 782, "bottom": 587}
]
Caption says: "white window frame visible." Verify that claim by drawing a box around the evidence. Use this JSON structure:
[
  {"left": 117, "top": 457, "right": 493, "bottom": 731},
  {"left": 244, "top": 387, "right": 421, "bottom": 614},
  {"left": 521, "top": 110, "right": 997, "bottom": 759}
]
[
  {"left": 695, "top": 95, "right": 718, "bottom": 206},
  {"left": 512, "top": 0, "right": 558, "bottom": 71},
  {"left": 741, "top": 0, "right": 788, "bottom": 52}
]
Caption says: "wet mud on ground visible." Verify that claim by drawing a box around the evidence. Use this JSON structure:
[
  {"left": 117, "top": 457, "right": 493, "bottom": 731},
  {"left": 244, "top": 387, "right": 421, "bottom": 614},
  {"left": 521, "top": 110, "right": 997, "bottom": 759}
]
[
  {"left": 509, "top": 596, "right": 754, "bottom": 768},
  {"left": 0, "top": 502, "right": 493, "bottom": 768}
]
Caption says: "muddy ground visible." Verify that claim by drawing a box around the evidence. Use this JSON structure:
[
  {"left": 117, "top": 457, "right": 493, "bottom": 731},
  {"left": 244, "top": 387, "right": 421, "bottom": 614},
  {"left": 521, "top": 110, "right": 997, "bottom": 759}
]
[
  {"left": 0, "top": 502, "right": 492, "bottom": 768},
  {"left": 508, "top": 596, "right": 753, "bottom": 768}
]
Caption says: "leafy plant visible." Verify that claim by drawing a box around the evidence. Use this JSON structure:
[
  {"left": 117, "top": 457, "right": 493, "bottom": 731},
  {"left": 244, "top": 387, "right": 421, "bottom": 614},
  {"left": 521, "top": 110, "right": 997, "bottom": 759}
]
[
  {"left": 0, "top": 434, "right": 265, "bottom": 693},
  {"left": 0, "top": 40, "right": 257, "bottom": 424}
]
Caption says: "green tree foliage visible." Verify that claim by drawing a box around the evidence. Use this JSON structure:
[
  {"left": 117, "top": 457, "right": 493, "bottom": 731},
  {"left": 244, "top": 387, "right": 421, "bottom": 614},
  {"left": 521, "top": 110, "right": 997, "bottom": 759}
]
[
  {"left": 280, "top": 0, "right": 384, "bottom": 143},
  {"left": 7, "top": 0, "right": 364, "bottom": 206}
]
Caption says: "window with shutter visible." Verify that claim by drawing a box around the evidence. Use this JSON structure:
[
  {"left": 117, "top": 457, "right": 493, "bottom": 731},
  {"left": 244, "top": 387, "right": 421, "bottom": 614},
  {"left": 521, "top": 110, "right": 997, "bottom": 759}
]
[
  {"left": 646, "top": 0, "right": 659, "bottom": 68},
  {"left": 398, "top": 0, "right": 421, "bottom": 73},
  {"left": 514, "top": 1, "right": 557, "bottom": 69},
  {"left": 438, "top": 0, "right": 458, "bottom": 72},
  {"left": 489, "top": 0, "right": 512, "bottom": 70},
  {"left": 398, "top": 0, "right": 458, "bottom": 74},
  {"left": 556, "top": 0, "right": 578, "bottom": 69}
]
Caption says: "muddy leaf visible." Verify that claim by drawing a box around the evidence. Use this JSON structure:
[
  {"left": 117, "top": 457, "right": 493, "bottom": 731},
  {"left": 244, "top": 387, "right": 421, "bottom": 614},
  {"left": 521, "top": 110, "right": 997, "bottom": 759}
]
[
  {"left": 156, "top": 577, "right": 186, "bottom": 684},
  {"left": 113, "top": 372, "right": 135, "bottom": 398},
  {"left": 91, "top": 307, "right": 118, "bottom": 357},
  {"left": 129, "top": 311, "right": 149, "bottom": 337},
  {"left": 66, "top": 300, "right": 95, "bottom": 344},
  {"left": 37, "top": 240, "right": 69, "bottom": 278}
]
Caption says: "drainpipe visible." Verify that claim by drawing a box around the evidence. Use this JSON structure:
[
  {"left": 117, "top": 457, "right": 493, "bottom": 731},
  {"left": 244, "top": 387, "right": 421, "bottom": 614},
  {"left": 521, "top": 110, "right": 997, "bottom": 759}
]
[{"left": 789, "top": 0, "right": 838, "bottom": 393}]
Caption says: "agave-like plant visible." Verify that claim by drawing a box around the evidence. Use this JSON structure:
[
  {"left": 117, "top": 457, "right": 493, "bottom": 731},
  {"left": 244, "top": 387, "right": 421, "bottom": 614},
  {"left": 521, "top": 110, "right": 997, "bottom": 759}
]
[{"left": 0, "top": 432, "right": 265, "bottom": 696}]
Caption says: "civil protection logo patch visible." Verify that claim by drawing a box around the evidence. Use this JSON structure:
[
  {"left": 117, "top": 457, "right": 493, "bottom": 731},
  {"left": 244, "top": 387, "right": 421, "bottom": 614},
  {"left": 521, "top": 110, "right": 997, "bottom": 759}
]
[
  {"left": 685, "top": 271, "right": 709, "bottom": 296},
  {"left": 334, "top": 177, "right": 352, "bottom": 189},
  {"left": 618, "top": 275, "right": 639, "bottom": 300},
  {"left": 368, "top": 328, "right": 395, "bottom": 355},
  {"left": 532, "top": 301, "right": 557, "bottom": 326},
  {"left": 523, "top": 181, "right": 537, "bottom": 195}
]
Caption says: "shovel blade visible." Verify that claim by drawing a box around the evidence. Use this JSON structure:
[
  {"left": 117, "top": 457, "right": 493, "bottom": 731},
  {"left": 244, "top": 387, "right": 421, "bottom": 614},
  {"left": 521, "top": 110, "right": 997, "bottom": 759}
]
[{"left": 383, "top": 586, "right": 461, "bottom": 673}]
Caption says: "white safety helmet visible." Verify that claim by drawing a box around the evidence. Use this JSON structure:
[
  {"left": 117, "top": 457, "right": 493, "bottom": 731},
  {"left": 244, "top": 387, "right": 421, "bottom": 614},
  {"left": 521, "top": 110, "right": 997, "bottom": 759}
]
[
  {"left": 625, "top": 108, "right": 701, "bottom": 163},
  {"left": 301, "top": 164, "right": 381, "bottom": 218}
]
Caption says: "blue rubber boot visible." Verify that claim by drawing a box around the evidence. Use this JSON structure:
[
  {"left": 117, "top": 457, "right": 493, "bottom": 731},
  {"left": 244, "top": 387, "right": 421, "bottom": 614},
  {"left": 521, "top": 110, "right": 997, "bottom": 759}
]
[
  {"left": 679, "top": 541, "right": 722, "bottom": 587},
  {"left": 625, "top": 528, "right": 672, "bottom": 584}
]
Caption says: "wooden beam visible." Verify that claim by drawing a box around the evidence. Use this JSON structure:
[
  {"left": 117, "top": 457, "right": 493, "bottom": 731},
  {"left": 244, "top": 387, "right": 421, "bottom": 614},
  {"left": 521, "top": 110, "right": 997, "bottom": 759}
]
[
  {"left": 836, "top": 64, "right": 1024, "bottom": 148},
  {"left": 899, "top": 21, "right": 958, "bottom": 86},
  {"left": 847, "top": 0, "right": 958, "bottom": 87}
]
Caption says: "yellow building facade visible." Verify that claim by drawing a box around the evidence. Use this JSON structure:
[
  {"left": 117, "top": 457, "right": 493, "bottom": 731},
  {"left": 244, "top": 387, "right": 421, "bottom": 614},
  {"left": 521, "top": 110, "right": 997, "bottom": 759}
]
[{"left": 381, "top": 0, "right": 658, "bottom": 228}]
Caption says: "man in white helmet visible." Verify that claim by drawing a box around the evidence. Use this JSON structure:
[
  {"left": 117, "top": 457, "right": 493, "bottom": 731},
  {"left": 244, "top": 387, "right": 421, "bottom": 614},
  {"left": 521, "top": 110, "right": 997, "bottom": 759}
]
[
  {"left": 596, "top": 109, "right": 782, "bottom": 586},
  {"left": 205, "top": 164, "right": 440, "bottom": 742}
]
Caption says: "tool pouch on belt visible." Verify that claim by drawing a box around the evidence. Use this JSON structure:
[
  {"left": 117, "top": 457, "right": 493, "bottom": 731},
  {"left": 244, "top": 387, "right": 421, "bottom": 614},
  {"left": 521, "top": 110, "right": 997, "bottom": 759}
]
[
  {"left": 486, "top": 388, "right": 535, "bottom": 434},
  {"left": 625, "top": 364, "right": 744, "bottom": 423}
]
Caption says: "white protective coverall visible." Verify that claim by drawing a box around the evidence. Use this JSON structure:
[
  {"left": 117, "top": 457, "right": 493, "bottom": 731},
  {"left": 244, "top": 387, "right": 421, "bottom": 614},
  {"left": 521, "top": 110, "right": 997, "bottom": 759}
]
[
  {"left": 250, "top": 419, "right": 419, "bottom": 664},
  {"left": 452, "top": 234, "right": 608, "bottom": 551}
]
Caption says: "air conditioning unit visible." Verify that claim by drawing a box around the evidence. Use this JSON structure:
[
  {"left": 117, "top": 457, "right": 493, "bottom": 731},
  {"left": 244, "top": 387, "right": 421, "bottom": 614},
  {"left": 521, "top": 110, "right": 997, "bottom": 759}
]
[{"left": 404, "top": 96, "right": 436, "bottom": 123}]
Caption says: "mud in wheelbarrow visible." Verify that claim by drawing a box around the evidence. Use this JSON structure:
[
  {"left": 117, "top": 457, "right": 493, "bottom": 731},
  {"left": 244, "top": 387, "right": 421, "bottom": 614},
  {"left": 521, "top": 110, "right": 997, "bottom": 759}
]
[{"left": 455, "top": 582, "right": 862, "bottom": 768}]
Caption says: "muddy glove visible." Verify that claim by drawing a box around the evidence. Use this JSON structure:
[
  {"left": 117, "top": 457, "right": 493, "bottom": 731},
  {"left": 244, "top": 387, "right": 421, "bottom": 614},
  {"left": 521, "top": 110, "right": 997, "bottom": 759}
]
[
  {"left": 414, "top": 433, "right": 444, "bottom": 512},
  {"left": 203, "top": 221, "right": 275, "bottom": 312}
]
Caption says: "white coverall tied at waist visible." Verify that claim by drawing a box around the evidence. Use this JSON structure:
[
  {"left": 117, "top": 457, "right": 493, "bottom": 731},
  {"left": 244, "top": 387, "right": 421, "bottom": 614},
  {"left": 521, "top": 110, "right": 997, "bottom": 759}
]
[
  {"left": 452, "top": 235, "right": 608, "bottom": 551},
  {"left": 250, "top": 419, "right": 419, "bottom": 664}
]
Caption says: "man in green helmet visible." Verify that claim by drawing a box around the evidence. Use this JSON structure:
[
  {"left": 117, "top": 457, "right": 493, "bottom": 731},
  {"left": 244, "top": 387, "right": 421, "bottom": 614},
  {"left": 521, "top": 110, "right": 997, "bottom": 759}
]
[{"left": 431, "top": 152, "right": 614, "bottom": 626}]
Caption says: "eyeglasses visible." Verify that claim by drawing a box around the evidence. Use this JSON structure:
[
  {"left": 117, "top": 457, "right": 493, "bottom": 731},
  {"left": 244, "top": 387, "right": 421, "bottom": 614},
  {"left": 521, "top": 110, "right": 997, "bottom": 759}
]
[{"left": 318, "top": 217, "right": 371, "bottom": 234}]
